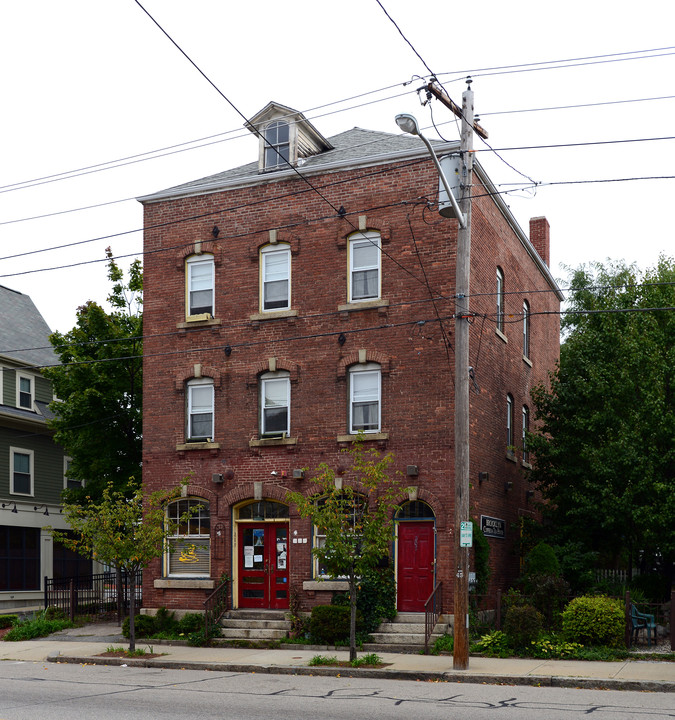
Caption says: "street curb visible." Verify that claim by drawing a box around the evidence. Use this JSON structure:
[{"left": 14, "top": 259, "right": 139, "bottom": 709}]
[{"left": 45, "top": 655, "right": 675, "bottom": 692}]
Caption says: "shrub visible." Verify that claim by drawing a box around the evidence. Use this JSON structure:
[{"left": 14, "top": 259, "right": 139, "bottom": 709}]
[
  {"left": 0, "top": 615, "right": 18, "bottom": 629},
  {"left": 471, "top": 519, "right": 491, "bottom": 596},
  {"left": 472, "top": 630, "right": 509, "bottom": 656},
  {"left": 503, "top": 604, "right": 543, "bottom": 648},
  {"left": 177, "top": 613, "right": 204, "bottom": 635},
  {"left": 4, "top": 612, "right": 74, "bottom": 641},
  {"left": 331, "top": 565, "right": 396, "bottom": 634},
  {"left": 153, "top": 607, "right": 176, "bottom": 633},
  {"left": 122, "top": 614, "right": 157, "bottom": 639},
  {"left": 310, "top": 605, "right": 362, "bottom": 644},
  {"left": 562, "top": 595, "right": 624, "bottom": 647},
  {"left": 524, "top": 542, "right": 560, "bottom": 577}
]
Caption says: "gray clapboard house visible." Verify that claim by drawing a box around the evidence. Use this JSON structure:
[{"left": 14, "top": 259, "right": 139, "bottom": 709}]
[{"left": 0, "top": 285, "right": 87, "bottom": 611}]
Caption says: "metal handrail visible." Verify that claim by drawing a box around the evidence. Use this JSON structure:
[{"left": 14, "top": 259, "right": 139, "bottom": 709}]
[
  {"left": 203, "top": 580, "right": 230, "bottom": 638},
  {"left": 424, "top": 581, "right": 443, "bottom": 654}
]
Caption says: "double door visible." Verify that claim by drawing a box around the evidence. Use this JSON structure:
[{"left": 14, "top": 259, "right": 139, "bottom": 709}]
[{"left": 238, "top": 524, "right": 289, "bottom": 609}]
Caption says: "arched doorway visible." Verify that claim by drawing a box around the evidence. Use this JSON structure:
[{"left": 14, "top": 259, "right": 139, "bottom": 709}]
[
  {"left": 396, "top": 501, "right": 436, "bottom": 612},
  {"left": 234, "top": 500, "right": 289, "bottom": 610}
]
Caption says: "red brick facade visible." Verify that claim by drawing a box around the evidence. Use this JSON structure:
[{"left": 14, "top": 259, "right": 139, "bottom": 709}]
[{"left": 140, "top": 122, "right": 561, "bottom": 616}]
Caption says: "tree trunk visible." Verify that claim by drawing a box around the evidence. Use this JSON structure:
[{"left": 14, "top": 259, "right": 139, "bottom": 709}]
[
  {"left": 116, "top": 566, "right": 123, "bottom": 625},
  {"left": 349, "top": 577, "right": 357, "bottom": 663},
  {"left": 128, "top": 569, "right": 136, "bottom": 653}
]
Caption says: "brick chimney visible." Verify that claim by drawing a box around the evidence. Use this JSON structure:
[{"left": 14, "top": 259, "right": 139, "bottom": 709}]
[{"left": 529, "top": 216, "right": 550, "bottom": 266}]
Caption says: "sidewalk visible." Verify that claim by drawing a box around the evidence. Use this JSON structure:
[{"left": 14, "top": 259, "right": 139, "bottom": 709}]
[{"left": 1, "top": 623, "right": 674, "bottom": 692}]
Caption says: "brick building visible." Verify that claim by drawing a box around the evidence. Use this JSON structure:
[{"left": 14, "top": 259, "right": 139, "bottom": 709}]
[{"left": 139, "top": 102, "right": 562, "bottom": 617}]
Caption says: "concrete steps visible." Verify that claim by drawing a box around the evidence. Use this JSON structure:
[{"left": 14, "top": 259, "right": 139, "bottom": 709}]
[
  {"left": 218, "top": 609, "right": 291, "bottom": 641},
  {"left": 363, "top": 612, "right": 450, "bottom": 653}
]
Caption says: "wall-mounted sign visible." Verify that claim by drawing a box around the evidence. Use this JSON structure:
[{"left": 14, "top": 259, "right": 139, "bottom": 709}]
[
  {"left": 460, "top": 521, "right": 473, "bottom": 547},
  {"left": 481, "top": 515, "right": 506, "bottom": 539}
]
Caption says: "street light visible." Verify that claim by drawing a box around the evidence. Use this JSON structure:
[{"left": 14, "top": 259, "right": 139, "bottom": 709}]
[
  {"left": 396, "top": 99, "right": 474, "bottom": 670},
  {"left": 394, "top": 114, "right": 466, "bottom": 228}
]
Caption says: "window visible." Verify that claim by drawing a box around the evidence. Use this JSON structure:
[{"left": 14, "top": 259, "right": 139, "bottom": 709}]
[
  {"left": 0, "top": 526, "right": 40, "bottom": 591},
  {"left": 506, "top": 394, "right": 514, "bottom": 450},
  {"left": 187, "top": 378, "right": 214, "bottom": 441},
  {"left": 261, "top": 244, "right": 290, "bottom": 311},
  {"left": 349, "top": 363, "right": 381, "bottom": 433},
  {"left": 63, "top": 457, "right": 84, "bottom": 491},
  {"left": 186, "top": 254, "right": 214, "bottom": 318},
  {"left": 166, "top": 499, "right": 210, "bottom": 577},
  {"left": 349, "top": 232, "right": 381, "bottom": 302},
  {"left": 18, "top": 374, "right": 33, "bottom": 410},
  {"left": 523, "top": 299, "right": 530, "bottom": 359},
  {"left": 264, "top": 121, "right": 290, "bottom": 170},
  {"left": 522, "top": 405, "right": 530, "bottom": 464},
  {"left": 260, "top": 371, "right": 290, "bottom": 436},
  {"left": 313, "top": 492, "right": 366, "bottom": 578},
  {"left": 10, "top": 448, "right": 33, "bottom": 496},
  {"left": 496, "top": 267, "right": 505, "bottom": 333}
]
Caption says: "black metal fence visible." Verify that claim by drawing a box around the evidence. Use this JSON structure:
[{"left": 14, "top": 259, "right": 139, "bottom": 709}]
[{"left": 45, "top": 570, "right": 142, "bottom": 622}]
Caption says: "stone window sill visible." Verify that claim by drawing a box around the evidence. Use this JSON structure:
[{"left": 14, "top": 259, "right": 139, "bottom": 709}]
[
  {"left": 522, "top": 461, "right": 532, "bottom": 470},
  {"left": 506, "top": 451, "right": 517, "bottom": 463},
  {"left": 337, "top": 298, "right": 389, "bottom": 313},
  {"left": 249, "top": 436, "right": 298, "bottom": 448},
  {"left": 496, "top": 328, "right": 508, "bottom": 344},
  {"left": 176, "top": 441, "right": 221, "bottom": 451},
  {"left": 523, "top": 355, "right": 533, "bottom": 368},
  {"left": 154, "top": 578, "right": 215, "bottom": 590},
  {"left": 303, "top": 580, "right": 349, "bottom": 591},
  {"left": 336, "top": 432, "right": 389, "bottom": 443},
  {"left": 249, "top": 309, "right": 298, "bottom": 322},
  {"left": 176, "top": 317, "right": 221, "bottom": 329}
]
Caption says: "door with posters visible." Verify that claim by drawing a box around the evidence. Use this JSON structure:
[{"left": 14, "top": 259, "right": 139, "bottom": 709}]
[
  {"left": 396, "top": 501, "right": 436, "bottom": 612},
  {"left": 238, "top": 524, "right": 289, "bottom": 609}
]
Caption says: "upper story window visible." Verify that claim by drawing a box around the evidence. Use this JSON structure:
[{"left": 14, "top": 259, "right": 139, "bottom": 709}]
[
  {"left": 18, "top": 374, "right": 34, "bottom": 410},
  {"left": 166, "top": 498, "right": 210, "bottom": 578},
  {"left": 186, "top": 254, "right": 214, "bottom": 318},
  {"left": 496, "top": 267, "right": 505, "bottom": 333},
  {"left": 349, "top": 233, "right": 381, "bottom": 303},
  {"left": 522, "top": 405, "right": 530, "bottom": 464},
  {"left": 11, "top": 447, "right": 33, "bottom": 496},
  {"left": 186, "top": 378, "right": 214, "bottom": 441},
  {"left": 523, "top": 299, "right": 530, "bottom": 359},
  {"left": 260, "top": 371, "right": 290, "bottom": 436},
  {"left": 264, "top": 121, "right": 290, "bottom": 170},
  {"left": 63, "top": 457, "right": 84, "bottom": 491},
  {"left": 349, "top": 363, "right": 381, "bottom": 433},
  {"left": 506, "top": 393, "right": 514, "bottom": 450},
  {"left": 261, "top": 244, "right": 291, "bottom": 311}
]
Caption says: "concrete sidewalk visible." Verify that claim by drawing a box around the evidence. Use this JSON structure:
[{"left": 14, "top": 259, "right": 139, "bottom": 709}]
[{"left": 1, "top": 623, "right": 674, "bottom": 692}]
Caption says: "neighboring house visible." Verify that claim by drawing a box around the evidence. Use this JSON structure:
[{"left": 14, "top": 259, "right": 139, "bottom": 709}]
[
  {"left": 0, "top": 286, "right": 88, "bottom": 610},
  {"left": 139, "top": 101, "right": 563, "bottom": 617}
]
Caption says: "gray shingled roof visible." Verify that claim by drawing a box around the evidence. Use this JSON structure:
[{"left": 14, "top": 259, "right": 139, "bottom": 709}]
[
  {"left": 140, "top": 127, "right": 443, "bottom": 203},
  {"left": 0, "top": 285, "right": 58, "bottom": 367}
]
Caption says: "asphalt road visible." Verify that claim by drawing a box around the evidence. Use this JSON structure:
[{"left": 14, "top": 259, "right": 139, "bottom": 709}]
[{"left": 0, "top": 662, "right": 674, "bottom": 720}]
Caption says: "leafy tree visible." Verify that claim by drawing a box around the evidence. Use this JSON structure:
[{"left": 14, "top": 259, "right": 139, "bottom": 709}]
[
  {"left": 50, "top": 482, "right": 192, "bottom": 651},
  {"left": 286, "top": 439, "right": 405, "bottom": 662},
  {"left": 528, "top": 257, "right": 675, "bottom": 592},
  {"left": 45, "top": 249, "right": 142, "bottom": 501}
]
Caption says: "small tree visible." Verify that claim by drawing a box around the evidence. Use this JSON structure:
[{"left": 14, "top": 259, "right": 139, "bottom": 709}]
[
  {"left": 50, "top": 482, "right": 191, "bottom": 652},
  {"left": 286, "top": 439, "right": 405, "bottom": 662}
]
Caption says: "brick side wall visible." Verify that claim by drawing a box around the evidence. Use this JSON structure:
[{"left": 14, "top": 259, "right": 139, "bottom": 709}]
[{"left": 141, "top": 158, "right": 560, "bottom": 614}]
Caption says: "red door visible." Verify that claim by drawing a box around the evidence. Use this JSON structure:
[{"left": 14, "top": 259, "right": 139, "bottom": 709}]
[
  {"left": 397, "top": 522, "right": 435, "bottom": 612},
  {"left": 238, "top": 524, "right": 289, "bottom": 609}
]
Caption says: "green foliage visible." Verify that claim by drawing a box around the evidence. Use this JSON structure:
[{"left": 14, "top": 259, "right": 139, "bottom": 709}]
[
  {"left": 528, "top": 258, "right": 675, "bottom": 587},
  {"left": 286, "top": 437, "right": 405, "bottom": 661},
  {"left": 503, "top": 604, "right": 544, "bottom": 648},
  {"left": 562, "top": 595, "right": 625, "bottom": 647},
  {"left": 187, "top": 624, "right": 221, "bottom": 647},
  {"left": 471, "top": 518, "right": 491, "bottom": 595},
  {"left": 529, "top": 635, "right": 584, "bottom": 658},
  {"left": 351, "top": 652, "right": 381, "bottom": 667},
  {"left": 0, "top": 615, "right": 19, "bottom": 628},
  {"left": 4, "top": 611, "right": 74, "bottom": 641},
  {"left": 45, "top": 251, "right": 143, "bottom": 502},
  {"left": 554, "top": 542, "right": 597, "bottom": 594},
  {"left": 122, "top": 614, "right": 156, "bottom": 639},
  {"left": 524, "top": 542, "right": 560, "bottom": 577},
  {"left": 331, "top": 564, "right": 396, "bottom": 633},
  {"left": 310, "top": 605, "right": 363, "bottom": 644},
  {"left": 308, "top": 654, "right": 339, "bottom": 666},
  {"left": 630, "top": 572, "right": 671, "bottom": 603},
  {"left": 178, "top": 613, "right": 205, "bottom": 635},
  {"left": 472, "top": 630, "right": 509, "bottom": 657},
  {"left": 430, "top": 633, "right": 454, "bottom": 655}
]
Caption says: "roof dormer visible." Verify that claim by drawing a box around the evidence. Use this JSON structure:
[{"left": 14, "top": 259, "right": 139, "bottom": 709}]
[{"left": 245, "top": 101, "right": 333, "bottom": 173}]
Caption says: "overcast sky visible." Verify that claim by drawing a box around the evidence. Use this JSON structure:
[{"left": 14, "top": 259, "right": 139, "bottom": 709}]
[{"left": 1, "top": 0, "right": 673, "bottom": 335}]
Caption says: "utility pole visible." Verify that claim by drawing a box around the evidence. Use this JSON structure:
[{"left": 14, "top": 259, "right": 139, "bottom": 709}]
[{"left": 428, "top": 78, "right": 476, "bottom": 670}]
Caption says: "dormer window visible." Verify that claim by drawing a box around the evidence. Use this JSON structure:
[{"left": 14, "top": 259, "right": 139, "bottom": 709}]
[{"left": 264, "top": 121, "right": 290, "bottom": 171}]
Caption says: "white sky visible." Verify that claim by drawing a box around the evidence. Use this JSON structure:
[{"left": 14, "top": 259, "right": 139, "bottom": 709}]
[{"left": 1, "top": 0, "right": 673, "bottom": 334}]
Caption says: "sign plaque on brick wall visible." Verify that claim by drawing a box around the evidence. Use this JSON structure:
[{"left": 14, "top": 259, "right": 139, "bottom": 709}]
[{"left": 480, "top": 515, "right": 506, "bottom": 539}]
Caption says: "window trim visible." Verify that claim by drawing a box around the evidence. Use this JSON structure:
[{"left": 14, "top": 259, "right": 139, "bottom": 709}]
[
  {"left": 186, "top": 378, "right": 214, "bottom": 442},
  {"left": 263, "top": 120, "right": 291, "bottom": 171},
  {"left": 165, "top": 498, "right": 211, "bottom": 579},
  {"left": 522, "top": 405, "right": 530, "bottom": 465},
  {"left": 186, "top": 254, "right": 215, "bottom": 320},
  {"left": 496, "top": 267, "right": 505, "bottom": 333},
  {"left": 506, "top": 394, "right": 514, "bottom": 451},
  {"left": 260, "top": 371, "right": 290, "bottom": 437},
  {"left": 17, "top": 373, "right": 34, "bottom": 411},
  {"left": 348, "top": 232, "right": 381, "bottom": 303},
  {"left": 63, "top": 456, "right": 84, "bottom": 491},
  {"left": 10, "top": 447, "right": 34, "bottom": 497},
  {"left": 348, "top": 363, "right": 381, "bottom": 434},
  {"left": 260, "top": 244, "right": 291, "bottom": 312},
  {"left": 523, "top": 299, "right": 530, "bottom": 359}
]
